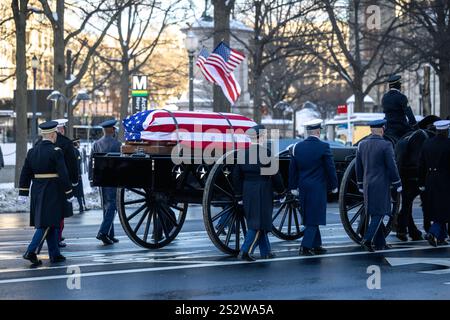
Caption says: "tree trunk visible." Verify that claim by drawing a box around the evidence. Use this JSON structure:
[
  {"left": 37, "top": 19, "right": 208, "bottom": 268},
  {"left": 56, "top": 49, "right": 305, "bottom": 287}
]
[
  {"left": 353, "top": 74, "right": 365, "bottom": 113},
  {"left": 52, "top": 0, "right": 66, "bottom": 119},
  {"left": 12, "top": 0, "right": 28, "bottom": 187},
  {"left": 252, "top": 71, "right": 263, "bottom": 124},
  {"left": 422, "top": 64, "right": 431, "bottom": 116},
  {"left": 438, "top": 59, "right": 450, "bottom": 118},
  {"left": 66, "top": 49, "right": 74, "bottom": 138},
  {"left": 119, "top": 61, "right": 130, "bottom": 142},
  {"left": 212, "top": 0, "right": 233, "bottom": 113}
]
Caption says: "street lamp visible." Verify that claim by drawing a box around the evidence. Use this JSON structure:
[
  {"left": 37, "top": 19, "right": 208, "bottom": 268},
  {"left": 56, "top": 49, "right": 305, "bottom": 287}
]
[
  {"left": 47, "top": 90, "right": 90, "bottom": 137},
  {"left": 31, "top": 55, "right": 39, "bottom": 142},
  {"left": 184, "top": 30, "right": 198, "bottom": 111}
]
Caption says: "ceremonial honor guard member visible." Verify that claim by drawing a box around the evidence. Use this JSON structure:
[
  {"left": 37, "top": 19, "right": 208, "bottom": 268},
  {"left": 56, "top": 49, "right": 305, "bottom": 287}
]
[
  {"left": 419, "top": 120, "right": 450, "bottom": 246},
  {"left": 73, "top": 138, "right": 87, "bottom": 213},
  {"left": 234, "top": 124, "right": 284, "bottom": 261},
  {"left": 382, "top": 75, "right": 417, "bottom": 140},
  {"left": 356, "top": 119, "right": 402, "bottom": 252},
  {"left": 55, "top": 119, "right": 79, "bottom": 247},
  {"left": 89, "top": 119, "right": 121, "bottom": 245},
  {"left": 19, "top": 121, "right": 75, "bottom": 266},
  {"left": 288, "top": 119, "right": 338, "bottom": 256}
]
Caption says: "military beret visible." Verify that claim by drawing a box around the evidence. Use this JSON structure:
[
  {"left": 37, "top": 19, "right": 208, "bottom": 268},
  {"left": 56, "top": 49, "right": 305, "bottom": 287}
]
[
  {"left": 368, "top": 119, "right": 387, "bottom": 128},
  {"left": 99, "top": 119, "right": 117, "bottom": 128},
  {"left": 304, "top": 119, "right": 323, "bottom": 130},
  {"left": 38, "top": 120, "right": 58, "bottom": 134},
  {"left": 433, "top": 120, "right": 450, "bottom": 131},
  {"left": 388, "top": 75, "right": 401, "bottom": 84}
]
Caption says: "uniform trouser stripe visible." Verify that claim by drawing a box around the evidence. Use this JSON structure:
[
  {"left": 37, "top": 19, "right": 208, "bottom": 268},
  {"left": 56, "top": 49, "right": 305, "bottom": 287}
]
[{"left": 248, "top": 230, "right": 260, "bottom": 254}]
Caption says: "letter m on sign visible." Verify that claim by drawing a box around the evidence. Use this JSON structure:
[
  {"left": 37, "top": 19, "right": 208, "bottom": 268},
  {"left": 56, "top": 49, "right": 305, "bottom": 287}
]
[{"left": 133, "top": 75, "right": 147, "bottom": 90}]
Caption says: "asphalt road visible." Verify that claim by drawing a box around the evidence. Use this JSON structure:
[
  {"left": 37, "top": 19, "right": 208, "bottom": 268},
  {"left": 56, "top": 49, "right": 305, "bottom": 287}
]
[{"left": 0, "top": 203, "right": 449, "bottom": 300}]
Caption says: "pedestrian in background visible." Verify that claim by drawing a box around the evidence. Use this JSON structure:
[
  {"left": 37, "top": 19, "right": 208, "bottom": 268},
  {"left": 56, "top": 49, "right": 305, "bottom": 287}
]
[
  {"left": 89, "top": 119, "right": 121, "bottom": 245},
  {"left": 73, "top": 138, "right": 87, "bottom": 213},
  {"left": 356, "top": 119, "right": 402, "bottom": 252},
  {"left": 54, "top": 119, "right": 79, "bottom": 248},
  {"left": 0, "top": 144, "right": 4, "bottom": 170},
  {"left": 419, "top": 120, "right": 450, "bottom": 246},
  {"left": 289, "top": 119, "right": 338, "bottom": 256},
  {"left": 19, "top": 121, "right": 75, "bottom": 267},
  {"left": 234, "top": 124, "right": 284, "bottom": 261}
]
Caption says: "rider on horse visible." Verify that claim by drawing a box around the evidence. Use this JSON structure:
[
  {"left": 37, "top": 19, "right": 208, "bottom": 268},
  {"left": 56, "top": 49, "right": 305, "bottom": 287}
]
[{"left": 382, "top": 75, "right": 418, "bottom": 141}]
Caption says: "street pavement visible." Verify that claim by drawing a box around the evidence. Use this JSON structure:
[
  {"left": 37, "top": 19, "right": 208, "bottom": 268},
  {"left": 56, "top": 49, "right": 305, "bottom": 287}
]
[{"left": 0, "top": 202, "right": 449, "bottom": 300}]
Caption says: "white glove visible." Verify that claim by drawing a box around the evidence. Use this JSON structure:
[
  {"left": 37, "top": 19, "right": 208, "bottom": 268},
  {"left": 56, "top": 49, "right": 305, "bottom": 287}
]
[
  {"left": 358, "top": 189, "right": 364, "bottom": 194},
  {"left": 331, "top": 188, "right": 338, "bottom": 194},
  {"left": 17, "top": 195, "right": 28, "bottom": 204},
  {"left": 419, "top": 186, "right": 425, "bottom": 192},
  {"left": 290, "top": 189, "right": 299, "bottom": 197},
  {"left": 396, "top": 186, "right": 403, "bottom": 193},
  {"left": 67, "top": 197, "right": 77, "bottom": 204}
]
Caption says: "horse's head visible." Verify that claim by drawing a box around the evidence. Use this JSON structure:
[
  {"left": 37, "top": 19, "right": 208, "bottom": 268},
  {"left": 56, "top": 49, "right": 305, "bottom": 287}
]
[{"left": 418, "top": 115, "right": 441, "bottom": 130}]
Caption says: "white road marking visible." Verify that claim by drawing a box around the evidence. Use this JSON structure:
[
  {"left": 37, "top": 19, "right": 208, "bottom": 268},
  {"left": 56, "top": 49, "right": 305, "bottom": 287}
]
[
  {"left": 0, "top": 245, "right": 443, "bottom": 285},
  {"left": 385, "top": 257, "right": 450, "bottom": 275}
]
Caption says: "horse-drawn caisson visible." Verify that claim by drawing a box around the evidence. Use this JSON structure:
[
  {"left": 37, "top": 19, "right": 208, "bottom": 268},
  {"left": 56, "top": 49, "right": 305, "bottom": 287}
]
[{"left": 91, "top": 109, "right": 436, "bottom": 255}]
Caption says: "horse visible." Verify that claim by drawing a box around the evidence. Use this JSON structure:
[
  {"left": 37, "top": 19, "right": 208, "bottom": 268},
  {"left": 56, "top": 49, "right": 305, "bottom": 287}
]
[{"left": 394, "top": 115, "right": 441, "bottom": 240}]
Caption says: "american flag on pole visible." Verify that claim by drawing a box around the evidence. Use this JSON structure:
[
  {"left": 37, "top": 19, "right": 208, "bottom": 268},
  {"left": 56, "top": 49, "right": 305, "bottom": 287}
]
[
  {"left": 123, "top": 110, "right": 256, "bottom": 149},
  {"left": 196, "top": 42, "right": 245, "bottom": 105}
]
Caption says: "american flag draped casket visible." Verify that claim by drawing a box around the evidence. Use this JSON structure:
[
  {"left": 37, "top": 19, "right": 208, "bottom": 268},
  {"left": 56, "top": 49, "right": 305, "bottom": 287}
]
[{"left": 123, "top": 110, "right": 257, "bottom": 149}]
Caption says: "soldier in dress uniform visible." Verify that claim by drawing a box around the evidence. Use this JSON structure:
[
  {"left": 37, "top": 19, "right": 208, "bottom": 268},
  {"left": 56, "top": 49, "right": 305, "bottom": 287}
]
[
  {"left": 54, "top": 119, "right": 79, "bottom": 247},
  {"left": 382, "top": 75, "right": 418, "bottom": 141},
  {"left": 89, "top": 119, "right": 121, "bottom": 245},
  {"left": 419, "top": 120, "right": 450, "bottom": 246},
  {"left": 288, "top": 119, "right": 338, "bottom": 256},
  {"left": 233, "top": 124, "right": 284, "bottom": 261},
  {"left": 73, "top": 138, "right": 87, "bottom": 213},
  {"left": 19, "top": 121, "right": 75, "bottom": 267},
  {"left": 356, "top": 119, "right": 403, "bottom": 252}
]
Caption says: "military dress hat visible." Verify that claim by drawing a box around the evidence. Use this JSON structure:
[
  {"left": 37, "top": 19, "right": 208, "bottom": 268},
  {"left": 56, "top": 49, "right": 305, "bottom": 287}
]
[
  {"left": 388, "top": 75, "right": 401, "bottom": 85},
  {"left": 38, "top": 120, "right": 58, "bottom": 134},
  {"left": 246, "top": 124, "right": 266, "bottom": 138},
  {"left": 55, "top": 118, "right": 68, "bottom": 128},
  {"left": 368, "top": 119, "right": 387, "bottom": 128},
  {"left": 72, "top": 137, "right": 80, "bottom": 143},
  {"left": 433, "top": 120, "right": 450, "bottom": 130},
  {"left": 304, "top": 119, "right": 323, "bottom": 130},
  {"left": 99, "top": 119, "right": 117, "bottom": 128}
]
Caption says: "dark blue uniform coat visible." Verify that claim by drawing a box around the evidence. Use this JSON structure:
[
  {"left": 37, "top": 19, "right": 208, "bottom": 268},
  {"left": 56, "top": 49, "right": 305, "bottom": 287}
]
[
  {"left": 55, "top": 132, "right": 79, "bottom": 218},
  {"left": 288, "top": 136, "right": 338, "bottom": 226},
  {"left": 356, "top": 135, "right": 402, "bottom": 217},
  {"left": 419, "top": 134, "right": 450, "bottom": 223},
  {"left": 233, "top": 144, "right": 284, "bottom": 231},
  {"left": 382, "top": 89, "right": 417, "bottom": 140},
  {"left": 19, "top": 140, "right": 74, "bottom": 228}
]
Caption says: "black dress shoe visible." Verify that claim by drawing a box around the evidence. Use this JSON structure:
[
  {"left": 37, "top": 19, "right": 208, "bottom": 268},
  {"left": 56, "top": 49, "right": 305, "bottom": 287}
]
[
  {"left": 396, "top": 232, "right": 408, "bottom": 241},
  {"left": 313, "top": 246, "right": 327, "bottom": 254},
  {"left": 261, "top": 252, "right": 276, "bottom": 259},
  {"left": 361, "top": 240, "right": 375, "bottom": 252},
  {"left": 299, "top": 247, "right": 315, "bottom": 256},
  {"left": 96, "top": 233, "right": 114, "bottom": 245},
  {"left": 239, "top": 252, "right": 256, "bottom": 262},
  {"left": 50, "top": 254, "right": 66, "bottom": 263},
  {"left": 427, "top": 233, "right": 438, "bottom": 247},
  {"left": 375, "top": 244, "right": 392, "bottom": 250},
  {"left": 58, "top": 241, "right": 67, "bottom": 248},
  {"left": 438, "top": 239, "right": 449, "bottom": 246},
  {"left": 410, "top": 231, "right": 424, "bottom": 241},
  {"left": 108, "top": 236, "right": 119, "bottom": 243},
  {"left": 23, "top": 252, "right": 42, "bottom": 267}
]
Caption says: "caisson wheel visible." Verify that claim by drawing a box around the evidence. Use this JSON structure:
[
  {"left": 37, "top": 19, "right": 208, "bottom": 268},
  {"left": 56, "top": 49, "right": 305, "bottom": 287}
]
[{"left": 117, "top": 187, "right": 187, "bottom": 249}]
